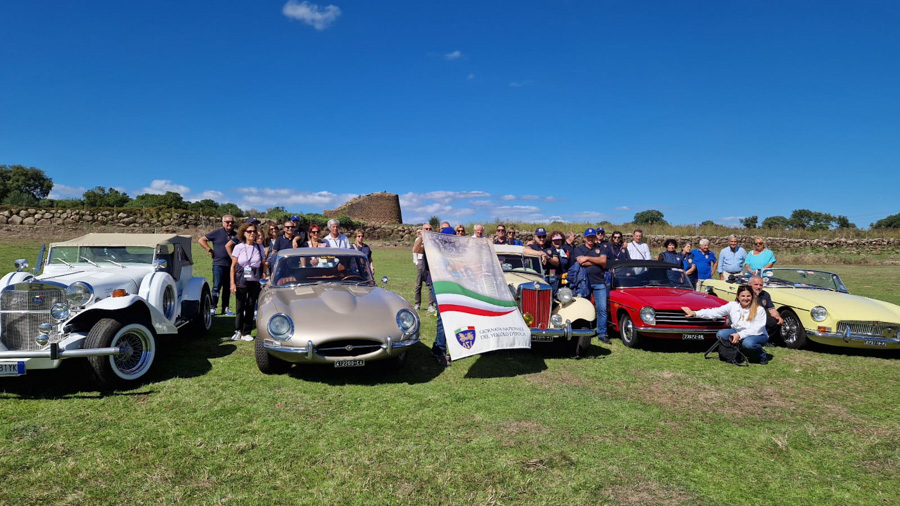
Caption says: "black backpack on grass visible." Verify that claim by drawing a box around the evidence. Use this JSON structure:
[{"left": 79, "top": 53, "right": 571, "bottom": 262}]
[{"left": 717, "top": 339, "right": 748, "bottom": 366}]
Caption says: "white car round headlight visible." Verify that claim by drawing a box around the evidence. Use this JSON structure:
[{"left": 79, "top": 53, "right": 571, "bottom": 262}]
[
  {"left": 50, "top": 303, "right": 70, "bottom": 321},
  {"left": 396, "top": 308, "right": 420, "bottom": 335},
  {"left": 550, "top": 314, "right": 564, "bottom": 328},
  {"left": 66, "top": 282, "right": 94, "bottom": 307},
  {"left": 640, "top": 307, "right": 656, "bottom": 325},
  {"left": 267, "top": 314, "right": 294, "bottom": 341},
  {"left": 557, "top": 287, "right": 574, "bottom": 305},
  {"left": 810, "top": 306, "right": 828, "bottom": 322}
]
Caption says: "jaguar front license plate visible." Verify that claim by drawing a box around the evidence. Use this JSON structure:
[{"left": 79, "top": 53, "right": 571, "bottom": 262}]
[
  {"left": 0, "top": 362, "right": 26, "bottom": 376},
  {"left": 682, "top": 334, "right": 705, "bottom": 340},
  {"left": 335, "top": 359, "right": 365, "bottom": 368}
]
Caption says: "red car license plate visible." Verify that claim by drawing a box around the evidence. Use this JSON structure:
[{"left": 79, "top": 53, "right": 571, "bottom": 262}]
[
  {"left": 682, "top": 334, "right": 705, "bottom": 340},
  {"left": 335, "top": 359, "right": 365, "bottom": 368}
]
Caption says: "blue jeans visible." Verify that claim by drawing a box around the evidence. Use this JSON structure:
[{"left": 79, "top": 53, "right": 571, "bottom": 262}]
[
  {"left": 591, "top": 283, "right": 608, "bottom": 338},
  {"left": 431, "top": 285, "right": 447, "bottom": 356},
  {"left": 717, "top": 328, "right": 768, "bottom": 362},
  {"left": 211, "top": 265, "right": 231, "bottom": 312}
]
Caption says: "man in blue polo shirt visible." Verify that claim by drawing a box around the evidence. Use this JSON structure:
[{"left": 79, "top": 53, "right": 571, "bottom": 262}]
[
  {"left": 527, "top": 227, "right": 561, "bottom": 283},
  {"left": 690, "top": 238, "right": 717, "bottom": 288},
  {"left": 198, "top": 215, "right": 238, "bottom": 315},
  {"left": 574, "top": 228, "right": 612, "bottom": 345},
  {"left": 717, "top": 235, "right": 747, "bottom": 280}
]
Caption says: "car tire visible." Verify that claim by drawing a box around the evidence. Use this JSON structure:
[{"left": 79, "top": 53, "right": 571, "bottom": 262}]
[
  {"left": 572, "top": 321, "right": 594, "bottom": 357},
  {"left": 255, "top": 335, "right": 291, "bottom": 375},
  {"left": 779, "top": 308, "right": 808, "bottom": 349},
  {"left": 86, "top": 319, "right": 156, "bottom": 387},
  {"left": 187, "top": 286, "right": 212, "bottom": 335},
  {"left": 619, "top": 313, "right": 640, "bottom": 349}
]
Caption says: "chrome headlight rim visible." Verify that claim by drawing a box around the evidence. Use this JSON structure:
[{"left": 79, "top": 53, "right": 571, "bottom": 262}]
[
  {"left": 640, "top": 306, "right": 656, "bottom": 325},
  {"left": 810, "top": 306, "right": 828, "bottom": 322},
  {"left": 556, "top": 287, "right": 574, "bottom": 305},
  {"left": 396, "top": 308, "right": 420, "bottom": 336},
  {"left": 267, "top": 313, "right": 294, "bottom": 341},
  {"left": 66, "top": 281, "right": 94, "bottom": 307},
  {"left": 550, "top": 314, "right": 564, "bottom": 328},
  {"left": 50, "top": 302, "right": 71, "bottom": 322}
]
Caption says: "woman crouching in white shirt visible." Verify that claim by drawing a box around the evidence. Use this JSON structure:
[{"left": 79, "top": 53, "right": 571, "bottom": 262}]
[{"left": 682, "top": 284, "right": 769, "bottom": 365}]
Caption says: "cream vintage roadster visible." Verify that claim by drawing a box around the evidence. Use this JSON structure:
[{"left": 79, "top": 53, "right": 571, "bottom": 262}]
[{"left": 254, "top": 248, "right": 420, "bottom": 373}]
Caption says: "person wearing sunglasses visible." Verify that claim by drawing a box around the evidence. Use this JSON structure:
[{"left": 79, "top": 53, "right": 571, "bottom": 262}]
[
  {"left": 230, "top": 222, "right": 267, "bottom": 341},
  {"left": 455, "top": 225, "right": 466, "bottom": 236},
  {"left": 307, "top": 225, "right": 328, "bottom": 248},
  {"left": 527, "top": 227, "right": 561, "bottom": 282},
  {"left": 506, "top": 228, "right": 523, "bottom": 246},
  {"left": 492, "top": 225, "right": 509, "bottom": 245},
  {"left": 608, "top": 231, "right": 630, "bottom": 263},
  {"left": 743, "top": 237, "right": 776, "bottom": 276},
  {"left": 198, "top": 215, "right": 238, "bottom": 316},
  {"left": 350, "top": 229, "right": 374, "bottom": 274}
]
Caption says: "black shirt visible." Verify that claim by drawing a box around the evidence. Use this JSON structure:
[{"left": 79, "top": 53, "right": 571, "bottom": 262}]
[
  {"left": 528, "top": 242, "right": 560, "bottom": 278},
  {"left": 573, "top": 243, "right": 611, "bottom": 285},
  {"left": 204, "top": 228, "right": 238, "bottom": 267}
]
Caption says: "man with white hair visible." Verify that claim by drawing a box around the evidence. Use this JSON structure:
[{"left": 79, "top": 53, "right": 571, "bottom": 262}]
[
  {"left": 717, "top": 235, "right": 746, "bottom": 280},
  {"left": 323, "top": 218, "right": 350, "bottom": 248},
  {"left": 472, "top": 224, "right": 485, "bottom": 238},
  {"left": 691, "top": 238, "right": 717, "bottom": 288}
]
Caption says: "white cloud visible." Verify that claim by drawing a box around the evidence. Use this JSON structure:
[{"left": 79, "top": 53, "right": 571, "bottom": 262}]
[
  {"left": 471, "top": 200, "right": 495, "bottom": 207},
  {"left": 234, "top": 187, "right": 355, "bottom": 209},
  {"left": 567, "top": 211, "right": 613, "bottom": 220},
  {"left": 499, "top": 194, "right": 516, "bottom": 201},
  {"left": 520, "top": 195, "right": 541, "bottom": 201},
  {"left": 138, "top": 180, "right": 191, "bottom": 195},
  {"left": 282, "top": 1, "right": 341, "bottom": 30},
  {"left": 444, "top": 50, "right": 463, "bottom": 60},
  {"left": 719, "top": 216, "right": 744, "bottom": 223},
  {"left": 615, "top": 206, "right": 630, "bottom": 211},
  {"left": 48, "top": 183, "right": 86, "bottom": 199},
  {"left": 188, "top": 190, "right": 226, "bottom": 202},
  {"left": 495, "top": 205, "right": 541, "bottom": 215}
]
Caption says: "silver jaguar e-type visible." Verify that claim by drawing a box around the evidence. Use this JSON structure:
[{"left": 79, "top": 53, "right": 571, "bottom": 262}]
[{"left": 255, "top": 248, "right": 420, "bottom": 373}]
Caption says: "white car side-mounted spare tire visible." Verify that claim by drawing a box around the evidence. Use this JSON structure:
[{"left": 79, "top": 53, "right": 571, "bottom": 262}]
[{"left": 139, "top": 272, "right": 178, "bottom": 324}]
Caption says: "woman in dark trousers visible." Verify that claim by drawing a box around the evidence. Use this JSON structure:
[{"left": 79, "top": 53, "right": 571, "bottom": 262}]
[{"left": 230, "top": 222, "right": 267, "bottom": 342}]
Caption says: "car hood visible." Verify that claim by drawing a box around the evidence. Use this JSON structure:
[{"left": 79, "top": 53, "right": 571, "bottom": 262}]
[
  {"left": 612, "top": 287, "right": 727, "bottom": 310},
  {"left": 503, "top": 271, "right": 543, "bottom": 287},
  {"left": 265, "top": 283, "right": 411, "bottom": 339},
  {"left": 768, "top": 288, "right": 900, "bottom": 320},
  {"left": 37, "top": 268, "right": 144, "bottom": 297}
]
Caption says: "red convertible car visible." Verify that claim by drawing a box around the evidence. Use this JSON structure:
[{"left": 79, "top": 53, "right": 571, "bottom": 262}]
[{"left": 607, "top": 261, "right": 729, "bottom": 348}]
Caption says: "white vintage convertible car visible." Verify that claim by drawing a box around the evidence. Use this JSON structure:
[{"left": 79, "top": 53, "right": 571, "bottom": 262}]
[{"left": 0, "top": 233, "right": 212, "bottom": 387}]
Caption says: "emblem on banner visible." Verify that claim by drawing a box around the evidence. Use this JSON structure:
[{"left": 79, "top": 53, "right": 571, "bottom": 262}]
[{"left": 454, "top": 326, "right": 477, "bottom": 349}]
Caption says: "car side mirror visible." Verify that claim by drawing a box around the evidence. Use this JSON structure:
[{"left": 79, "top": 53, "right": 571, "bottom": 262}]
[
  {"left": 14, "top": 259, "right": 28, "bottom": 272},
  {"left": 705, "top": 286, "right": 716, "bottom": 296},
  {"left": 380, "top": 276, "right": 389, "bottom": 287},
  {"left": 153, "top": 259, "right": 168, "bottom": 271}
]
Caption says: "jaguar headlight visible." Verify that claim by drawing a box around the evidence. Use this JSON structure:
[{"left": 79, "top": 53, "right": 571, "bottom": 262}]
[
  {"left": 810, "top": 306, "right": 828, "bottom": 322},
  {"left": 550, "top": 314, "right": 564, "bottom": 328},
  {"left": 640, "top": 307, "right": 656, "bottom": 325},
  {"left": 396, "top": 308, "right": 420, "bottom": 336},
  {"left": 50, "top": 303, "right": 70, "bottom": 322},
  {"left": 557, "top": 287, "right": 574, "bottom": 305},
  {"left": 66, "top": 282, "right": 94, "bottom": 307},
  {"left": 267, "top": 314, "right": 294, "bottom": 341}
]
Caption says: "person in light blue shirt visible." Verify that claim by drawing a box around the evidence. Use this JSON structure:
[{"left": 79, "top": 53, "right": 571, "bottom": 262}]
[
  {"left": 717, "top": 235, "right": 747, "bottom": 280},
  {"left": 743, "top": 237, "right": 776, "bottom": 274}
]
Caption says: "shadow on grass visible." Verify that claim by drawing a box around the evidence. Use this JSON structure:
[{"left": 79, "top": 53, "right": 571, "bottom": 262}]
[
  {"left": 283, "top": 342, "right": 444, "bottom": 385},
  {"left": 463, "top": 340, "right": 612, "bottom": 378},
  {"left": 0, "top": 318, "right": 238, "bottom": 399}
]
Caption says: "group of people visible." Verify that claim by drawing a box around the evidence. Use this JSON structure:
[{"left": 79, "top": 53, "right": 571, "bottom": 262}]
[{"left": 199, "top": 215, "right": 374, "bottom": 342}]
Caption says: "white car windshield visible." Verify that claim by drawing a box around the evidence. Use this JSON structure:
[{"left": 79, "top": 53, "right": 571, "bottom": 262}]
[
  {"left": 49, "top": 246, "right": 156, "bottom": 265},
  {"left": 273, "top": 254, "right": 373, "bottom": 286},
  {"left": 497, "top": 254, "right": 544, "bottom": 277},
  {"left": 761, "top": 269, "right": 848, "bottom": 292}
]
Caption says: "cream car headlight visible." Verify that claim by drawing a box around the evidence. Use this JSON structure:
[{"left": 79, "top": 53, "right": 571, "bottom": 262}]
[
  {"left": 556, "top": 287, "right": 574, "bottom": 305},
  {"left": 640, "top": 307, "right": 656, "bottom": 325},
  {"left": 50, "top": 302, "right": 70, "bottom": 322},
  {"left": 396, "top": 308, "right": 420, "bottom": 336},
  {"left": 267, "top": 314, "right": 294, "bottom": 341},
  {"left": 550, "top": 314, "right": 564, "bottom": 328},
  {"left": 66, "top": 282, "right": 94, "bottom": 307},
  {"left": 810, "top": 306, "right": 828, "bottom": 322}
]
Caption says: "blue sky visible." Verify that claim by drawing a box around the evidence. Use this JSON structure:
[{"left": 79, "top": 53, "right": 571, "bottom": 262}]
[{"left": 2, "top": 1, "right": 898, "bottom": 227}]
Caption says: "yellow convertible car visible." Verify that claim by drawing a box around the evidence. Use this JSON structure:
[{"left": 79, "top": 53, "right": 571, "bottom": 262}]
[{"left": 699, "top": 269, "right": 900, "bottom": 350}]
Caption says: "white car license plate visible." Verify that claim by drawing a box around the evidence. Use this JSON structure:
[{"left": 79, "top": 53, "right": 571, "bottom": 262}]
[
  {"left": 0, "top": 362, "right": 26, "bottom": 376},
  {"left": 682, "top": 334, "right": 705, "bottom": 340},
  {"left": 531, "top": 336, "right": 554, "bottom": 343},
  {"left": 335, "top": 359, "right": 365, "bottom": 368},
  {"left": 863, "top": 340, "right": 886, "bottom": 347}
]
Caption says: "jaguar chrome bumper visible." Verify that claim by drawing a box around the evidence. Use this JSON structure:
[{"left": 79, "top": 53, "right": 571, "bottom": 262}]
[
  {"left": 809, "top": 329, "right": 900, "bottom": 349},
  {"left": 263, "top": 335, "right": 421, "bottom": 360},
  {"left": 531, "top": 322, "right": 597, "bottom": 340}
]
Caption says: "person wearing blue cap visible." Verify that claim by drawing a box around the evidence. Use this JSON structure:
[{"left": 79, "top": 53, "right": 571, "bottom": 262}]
[
  {"left": 574, "top": 228, "right": 613, "bottom": 344},
  {"left": 527, "top": 227, "right": 561, "bottom": 283}
]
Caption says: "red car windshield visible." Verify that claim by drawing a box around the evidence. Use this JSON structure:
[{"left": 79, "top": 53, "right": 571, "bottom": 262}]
[{"left": 611, "top": 266, "right": 693, "bottom": 290}]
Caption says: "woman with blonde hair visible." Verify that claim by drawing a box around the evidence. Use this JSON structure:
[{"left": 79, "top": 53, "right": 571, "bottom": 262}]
[{"left": 682, "top": 284, "right": 769, "bottom": 364}]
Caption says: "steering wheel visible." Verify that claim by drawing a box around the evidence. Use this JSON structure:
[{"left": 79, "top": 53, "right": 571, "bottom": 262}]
[{"left": 342, "top": 274, "right": 364, "bottom": 281}]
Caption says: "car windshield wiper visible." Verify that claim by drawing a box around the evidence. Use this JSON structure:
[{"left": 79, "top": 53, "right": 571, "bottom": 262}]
[
  {"left": 80, "top": 256, "right": 99, "bottom": 267},
  {"left": 99, "top": 258, "right": 125, "bottom": 268},
  {"left": 52, "top": 258, "right": 73, "bottom": 267}
]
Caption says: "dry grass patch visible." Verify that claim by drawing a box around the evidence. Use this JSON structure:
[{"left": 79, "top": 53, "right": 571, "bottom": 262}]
[{"left": 602, "top": 479, "right": 695, "bottom": 505}]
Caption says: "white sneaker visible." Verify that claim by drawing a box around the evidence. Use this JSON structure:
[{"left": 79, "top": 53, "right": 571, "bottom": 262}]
[
  {"left": 427, "top": 305, "right": 436, "bottom": 313},
  {"left": 414, "top": 304, "right": 420, "bottom": 310},
  {"left": 230, "top": 331, "right": 241, "bottom": 341},
  {"left": 241, "top": 334, "right": 254, "bottom": 342}
]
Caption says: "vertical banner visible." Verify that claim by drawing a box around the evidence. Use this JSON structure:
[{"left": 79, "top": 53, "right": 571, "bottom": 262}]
[{"left": 422, "top": 232, "right": 531, "bottom": 360}]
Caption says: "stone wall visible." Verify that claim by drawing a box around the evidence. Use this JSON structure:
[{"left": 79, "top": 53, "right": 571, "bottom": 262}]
[
  {"left": 324, "top": 192, "right": 402, "bottom": 224},
  {"left": 0, "top": 207, "right": 220, "bottom": 236}
]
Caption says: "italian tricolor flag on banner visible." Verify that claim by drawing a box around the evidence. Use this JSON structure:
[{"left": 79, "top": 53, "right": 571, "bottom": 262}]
[{"left": 423, "top": 232, "right": 531, "bottom": 360}]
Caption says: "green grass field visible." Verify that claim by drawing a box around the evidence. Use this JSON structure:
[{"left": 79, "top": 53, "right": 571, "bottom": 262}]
[{"left": 1, "top": 241, "right": 898, "bottom": 504}]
